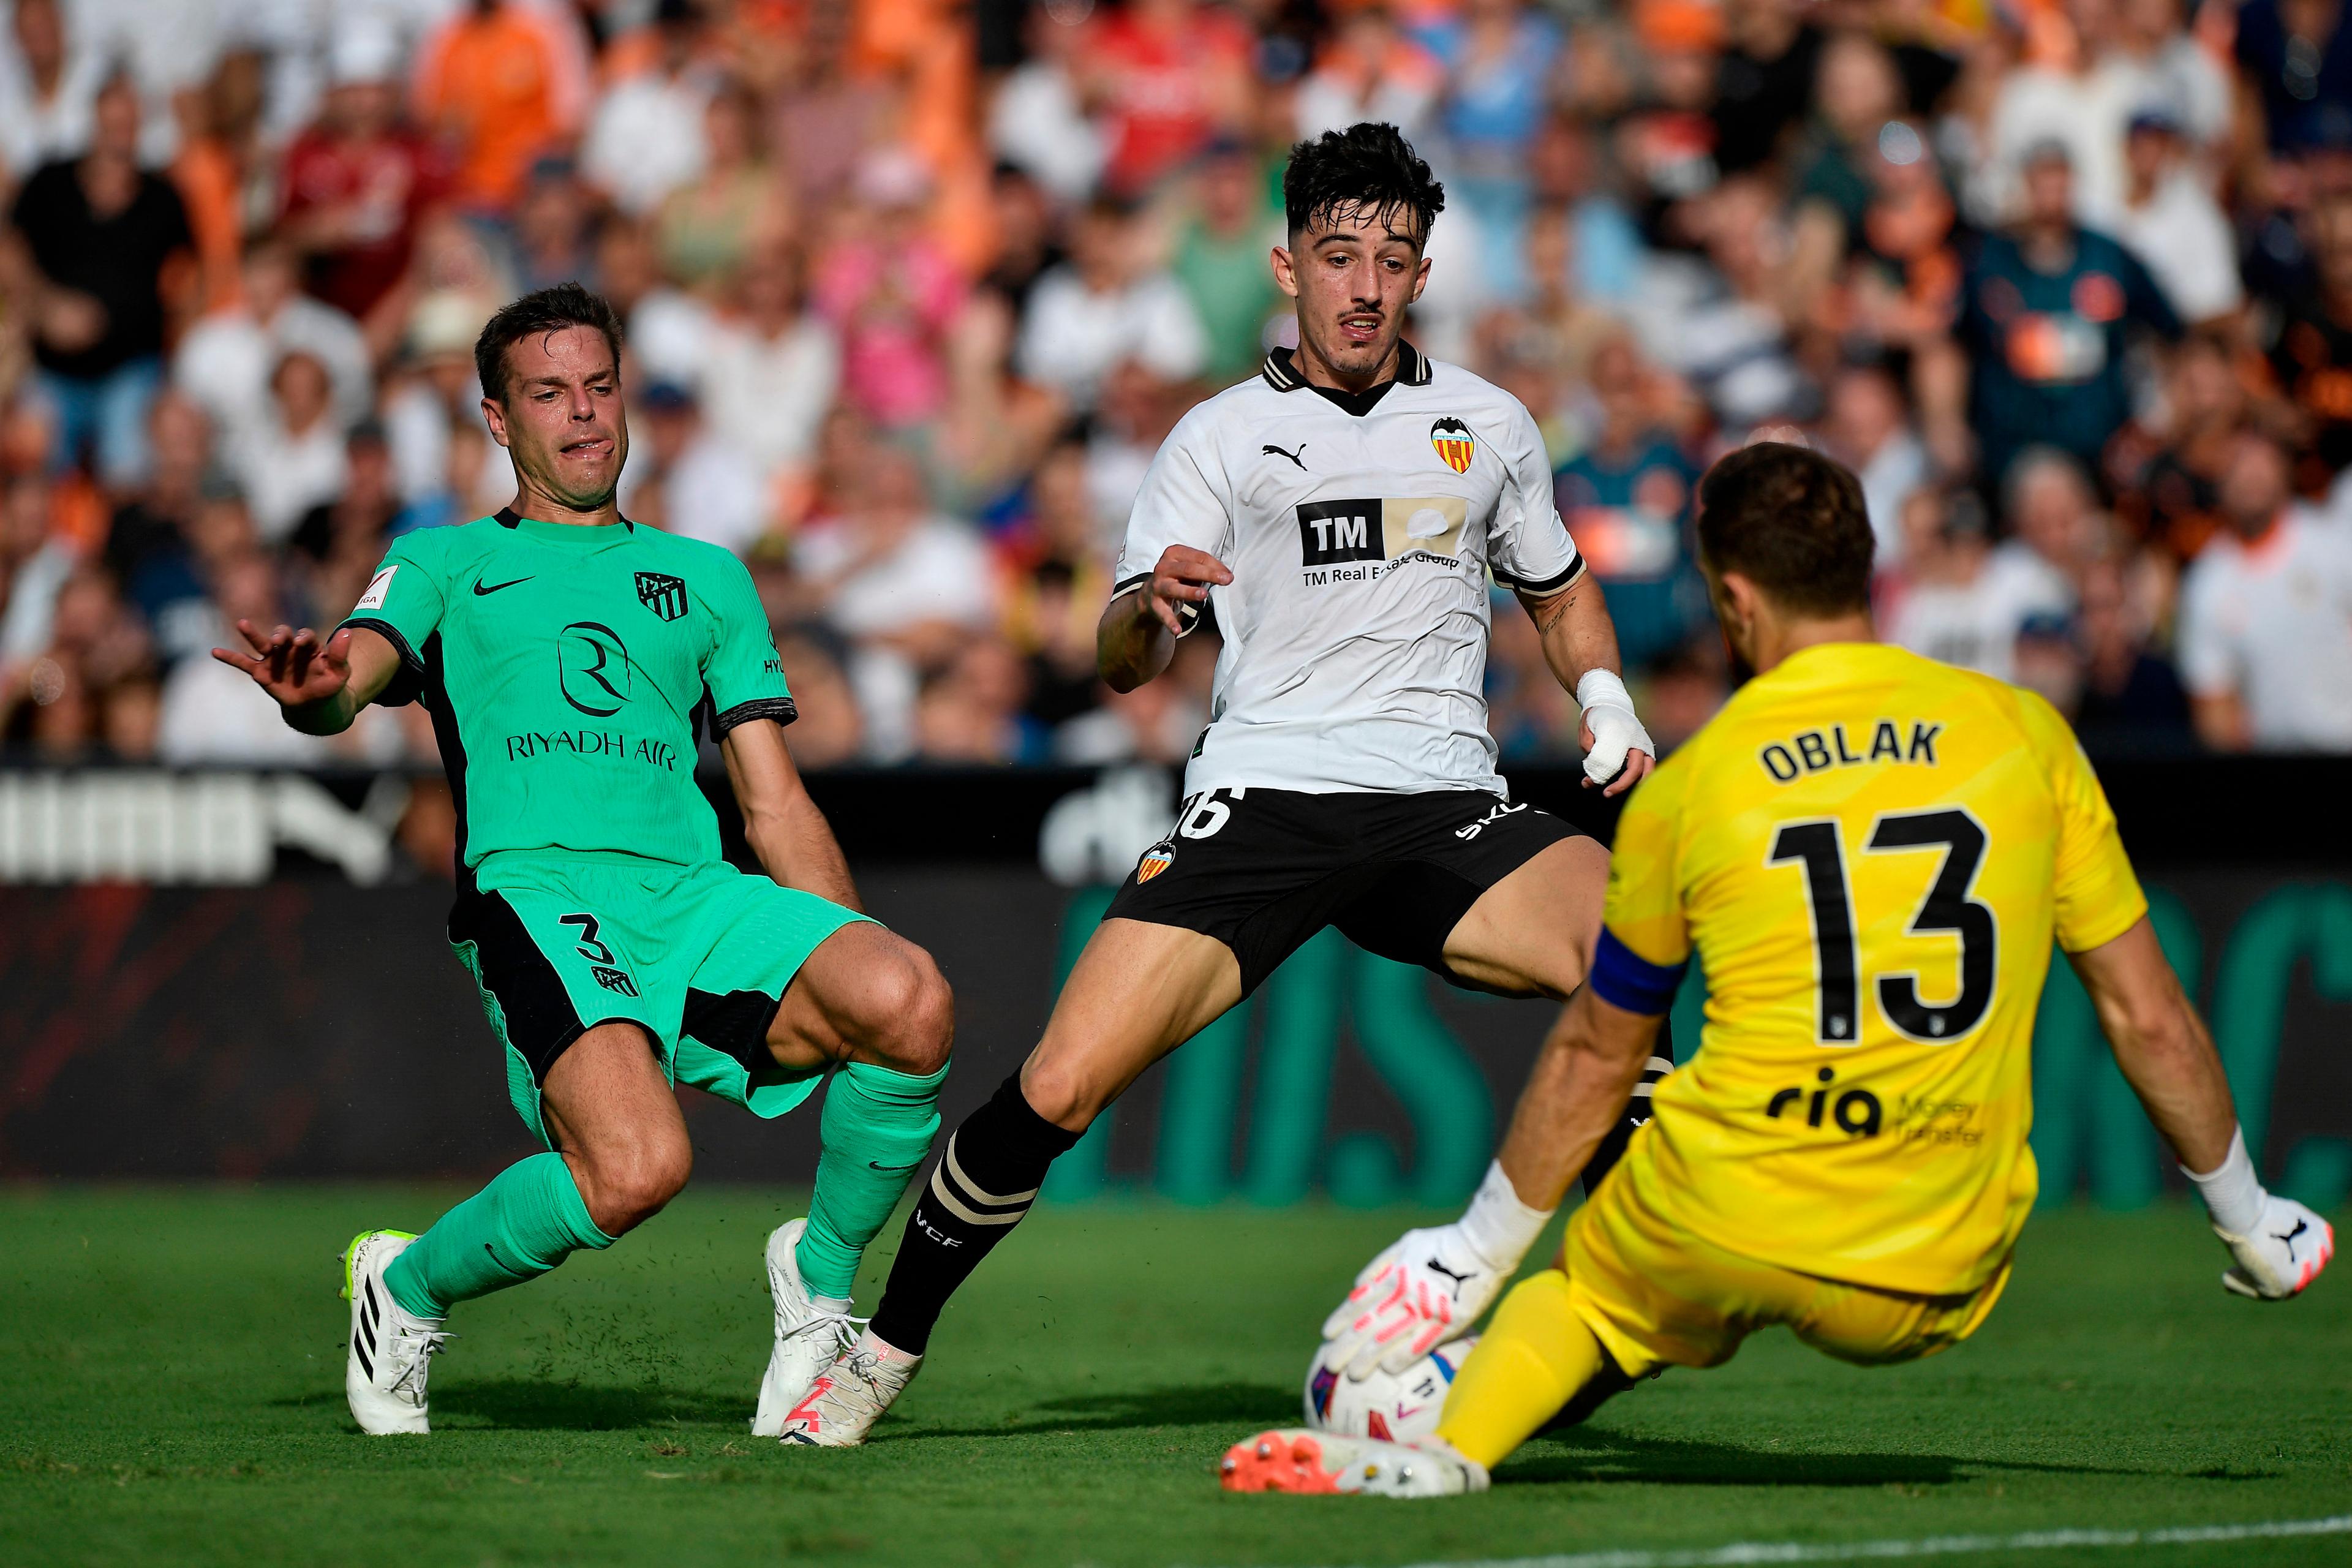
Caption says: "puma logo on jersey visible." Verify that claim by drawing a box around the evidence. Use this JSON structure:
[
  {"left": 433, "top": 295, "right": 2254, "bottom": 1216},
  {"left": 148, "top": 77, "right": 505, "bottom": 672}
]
[{"left": 1262, "top": 442, "right": 1308, "bottom": 471}]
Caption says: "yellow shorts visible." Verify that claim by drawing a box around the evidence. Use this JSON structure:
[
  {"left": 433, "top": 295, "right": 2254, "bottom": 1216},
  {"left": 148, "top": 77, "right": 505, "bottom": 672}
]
[{"left": 1564, "top": 1155, "right": 2013, "bottom": 1379}]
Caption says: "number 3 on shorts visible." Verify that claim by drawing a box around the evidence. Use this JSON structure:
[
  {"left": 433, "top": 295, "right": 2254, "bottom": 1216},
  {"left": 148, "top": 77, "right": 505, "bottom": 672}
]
[{"left": 557, "top": 911, "right": 614, "bottom": 965}]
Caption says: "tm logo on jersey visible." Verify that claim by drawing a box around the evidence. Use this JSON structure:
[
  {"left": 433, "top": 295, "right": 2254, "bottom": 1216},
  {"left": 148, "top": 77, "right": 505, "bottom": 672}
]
[
  {"left": 1295, "top": 497, "right": 1469, "bottom": 580},
  {"left": 636, "top": 572, "right": 688, "bottom": 622}
]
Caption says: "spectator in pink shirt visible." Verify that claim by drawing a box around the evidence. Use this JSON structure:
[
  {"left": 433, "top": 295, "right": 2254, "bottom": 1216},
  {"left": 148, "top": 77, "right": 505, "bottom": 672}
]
[{"left": 812, "top": 151, "right": 967, "bottom": 431}]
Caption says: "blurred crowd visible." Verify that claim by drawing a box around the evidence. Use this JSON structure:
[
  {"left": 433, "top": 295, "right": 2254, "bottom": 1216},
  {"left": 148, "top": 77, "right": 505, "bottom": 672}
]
[{"left": 4, "top": 0, "right": 2352, "bottom": 780}]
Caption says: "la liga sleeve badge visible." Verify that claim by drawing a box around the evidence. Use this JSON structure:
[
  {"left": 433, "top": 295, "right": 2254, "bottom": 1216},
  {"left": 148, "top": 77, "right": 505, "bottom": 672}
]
[{"left": 1430, "top": 417, "right": 1476, "bottom": 475}]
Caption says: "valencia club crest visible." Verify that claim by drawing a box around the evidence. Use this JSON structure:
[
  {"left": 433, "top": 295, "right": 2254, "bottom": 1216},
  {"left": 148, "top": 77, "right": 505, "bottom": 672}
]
[{"left": 1430, "top": 417, "right": 1476, "bottom": 474}]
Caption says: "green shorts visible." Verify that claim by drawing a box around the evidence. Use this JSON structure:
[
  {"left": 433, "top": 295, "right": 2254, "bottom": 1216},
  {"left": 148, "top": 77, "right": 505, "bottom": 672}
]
[{"left": 447, "top": 851, "right": 873, "bottom": 1145}]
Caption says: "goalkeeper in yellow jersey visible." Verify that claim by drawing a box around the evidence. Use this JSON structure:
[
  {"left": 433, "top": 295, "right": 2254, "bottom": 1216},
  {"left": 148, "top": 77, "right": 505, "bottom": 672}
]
[{"left": 1223, "top": 441, "right": 2334, "bottom": 1498}]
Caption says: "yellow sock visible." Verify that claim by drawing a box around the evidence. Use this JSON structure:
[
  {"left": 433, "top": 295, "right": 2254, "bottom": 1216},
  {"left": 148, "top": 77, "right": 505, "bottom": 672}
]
[{"left": 1434, "top": 1269, "right": 1606, "bottom": 1470}]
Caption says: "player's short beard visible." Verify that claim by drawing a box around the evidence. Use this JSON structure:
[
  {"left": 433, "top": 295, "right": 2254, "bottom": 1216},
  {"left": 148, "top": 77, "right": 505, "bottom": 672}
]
[
  {"left": 1295, "top": 307, "right": 1406, "bottom": 390},
  {"left": 1313, "top": 315, "right": 1399, "bottom": 373}
]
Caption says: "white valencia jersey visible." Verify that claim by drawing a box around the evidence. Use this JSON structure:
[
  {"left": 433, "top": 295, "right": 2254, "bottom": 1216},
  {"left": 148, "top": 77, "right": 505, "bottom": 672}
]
[{"left": 1114, "top": 344, "right": 1585, "bottom": 796}]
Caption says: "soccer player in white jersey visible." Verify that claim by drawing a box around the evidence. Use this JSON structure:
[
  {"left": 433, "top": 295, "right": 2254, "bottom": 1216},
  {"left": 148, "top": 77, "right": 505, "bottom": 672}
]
[{"left": 773, "top": 123, "right": 1664, "bottom": 1446}]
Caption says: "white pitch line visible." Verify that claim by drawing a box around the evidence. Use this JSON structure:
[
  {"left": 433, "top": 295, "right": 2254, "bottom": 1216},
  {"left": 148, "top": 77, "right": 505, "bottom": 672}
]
[{"left": 1321, "top": 1513, "right": 2352, "bottom": 1568}]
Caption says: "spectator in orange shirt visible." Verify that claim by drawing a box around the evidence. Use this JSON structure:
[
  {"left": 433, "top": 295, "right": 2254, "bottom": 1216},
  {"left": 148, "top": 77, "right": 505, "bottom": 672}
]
[{"left": 410, "top": 0, "right": 590, "bottom": 214}]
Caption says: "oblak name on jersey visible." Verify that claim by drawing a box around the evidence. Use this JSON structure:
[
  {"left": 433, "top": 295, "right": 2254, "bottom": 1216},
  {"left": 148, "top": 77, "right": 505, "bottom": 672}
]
[
  {"left": 1115, "top": 345, "right": 1585, "bottom": 800},
  {"left": 1757, "top": 719, "right": 1943, "bottom": 782}
]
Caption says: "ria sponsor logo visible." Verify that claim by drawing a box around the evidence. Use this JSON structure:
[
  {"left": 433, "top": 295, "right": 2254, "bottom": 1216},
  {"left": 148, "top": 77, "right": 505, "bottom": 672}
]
[{"left": 1766, "top": 1066, "right": 1883, "bottom": 1138}]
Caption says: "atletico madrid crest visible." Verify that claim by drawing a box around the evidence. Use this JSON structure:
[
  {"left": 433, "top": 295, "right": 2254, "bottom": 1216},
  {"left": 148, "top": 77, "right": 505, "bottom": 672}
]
[
  {"left": 1430, "top": 417, "right": 1476, "bottom": 475},
  {"left": 636, "top": 571, "right": 688, "bottom": 622}
]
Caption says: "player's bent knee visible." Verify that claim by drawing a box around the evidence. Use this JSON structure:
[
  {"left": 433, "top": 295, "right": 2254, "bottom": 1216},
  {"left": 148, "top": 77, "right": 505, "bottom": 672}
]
[
  {"left": 577, "top": 1136, "right": 692, "bottom": 1236},
  {"left": 899, "top": 957, "right": 957, "bottom": 1074},
  {"left": 1015, "top": 1056, "right": 1106, "bottom": 1133},
  {"left": 848, "top": 940, "right": 956, "bottom": 1076}
]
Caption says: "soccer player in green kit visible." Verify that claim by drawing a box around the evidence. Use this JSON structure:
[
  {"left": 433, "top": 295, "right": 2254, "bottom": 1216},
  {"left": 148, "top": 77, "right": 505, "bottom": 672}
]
[{"left": 213, "top": 284, "right": 955, "bottom": 1436}]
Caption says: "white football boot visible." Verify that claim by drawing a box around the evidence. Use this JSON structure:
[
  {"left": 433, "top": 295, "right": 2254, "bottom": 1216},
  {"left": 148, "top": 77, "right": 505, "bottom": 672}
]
[
  {"left": 342, "top": 1230, "right": 451, "bottom": 1435},
  {"left": 750, "top": 1218, "right": 865, "bottom": 1437},
  {"left": 775, "top": 1330, "right": 921, "bottom": 1447},
  {"left": 1219, "top": 1428, "right": 1488, "bottom": 1498}
]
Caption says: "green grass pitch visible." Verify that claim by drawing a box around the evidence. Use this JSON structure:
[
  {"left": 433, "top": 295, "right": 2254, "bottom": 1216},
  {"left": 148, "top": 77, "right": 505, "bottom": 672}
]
[{"left": 2, "top": 1188, "right": 2345, "bottom": 1568}]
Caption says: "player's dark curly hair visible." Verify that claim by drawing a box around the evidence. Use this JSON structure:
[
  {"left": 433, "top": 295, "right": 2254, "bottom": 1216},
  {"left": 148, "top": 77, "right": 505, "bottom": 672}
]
[
  {"left": 475, "top": 282, "right": 626, "bottom": 404},
  {"left": 1283, "top": 123, "right": 1446, "bottom": 246},
  {"left": 1696, "top": 442, "right": 1875, "bottom": 616}
]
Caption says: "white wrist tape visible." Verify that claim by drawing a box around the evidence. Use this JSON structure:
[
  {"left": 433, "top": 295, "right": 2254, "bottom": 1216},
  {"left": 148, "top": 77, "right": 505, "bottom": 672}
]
[
  {"left": 1575, "top": 668, "right": 1634, "bottom": 715},
  {"left": 1575, "top": 669, "right": 1653, "bottom": 786},
  {"left": 2183, "top": 1126, "right": 2266, "bottom": 1237},
  {"left": 1457, "top": 1159, "right": 1554, "bottom": 1271}
]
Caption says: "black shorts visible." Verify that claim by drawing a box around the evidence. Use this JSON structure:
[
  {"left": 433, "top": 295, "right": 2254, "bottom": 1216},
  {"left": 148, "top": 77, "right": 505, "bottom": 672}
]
[{"left": 1102, "top": 787, "right": 1586, "bottom": 995}]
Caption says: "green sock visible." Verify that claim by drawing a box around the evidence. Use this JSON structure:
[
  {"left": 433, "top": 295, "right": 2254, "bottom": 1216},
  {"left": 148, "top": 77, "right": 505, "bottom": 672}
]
[
  {"left": 797, "top": 1060, "right": 948, "bottom": 1301},
  {"left": 383, "top": 1151, "right": 616, "bottom": 1319}
]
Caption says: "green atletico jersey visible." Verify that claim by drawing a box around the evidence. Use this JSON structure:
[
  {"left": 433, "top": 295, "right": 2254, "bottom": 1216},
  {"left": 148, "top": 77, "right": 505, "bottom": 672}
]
[{"left": 342, "top": 508, "right": 795, "bottom": 872}]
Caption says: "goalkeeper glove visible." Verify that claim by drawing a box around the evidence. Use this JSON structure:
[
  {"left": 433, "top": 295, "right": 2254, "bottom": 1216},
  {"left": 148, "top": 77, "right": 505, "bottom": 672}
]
[
  {"left": 1319, "top": 1161, "right": 1552, "bottom": 1379},
  {"left": 2184, "top": 1128, "right": 2335, "bottom": 1300}
]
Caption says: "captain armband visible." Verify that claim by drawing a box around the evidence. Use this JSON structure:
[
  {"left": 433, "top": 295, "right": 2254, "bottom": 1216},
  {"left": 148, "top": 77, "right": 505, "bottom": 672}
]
[{"left": 1587, "top": 927, "right": 1686, "bottom": 1017}]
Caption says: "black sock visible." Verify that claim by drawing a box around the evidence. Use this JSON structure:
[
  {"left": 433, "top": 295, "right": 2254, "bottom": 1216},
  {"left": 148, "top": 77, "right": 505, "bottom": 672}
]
[
  {"left": 1580, "top": 1013, "right": 1675, "bottom": 1195},
  {"left": 869, "top": 1073, "right": 1081, "bottom": 1356}
]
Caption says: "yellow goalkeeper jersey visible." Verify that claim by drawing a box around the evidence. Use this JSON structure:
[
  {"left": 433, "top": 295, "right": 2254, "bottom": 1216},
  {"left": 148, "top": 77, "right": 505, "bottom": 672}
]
[{"left": 1587, "top": 642, "right": 2147, "bottom": 1296}]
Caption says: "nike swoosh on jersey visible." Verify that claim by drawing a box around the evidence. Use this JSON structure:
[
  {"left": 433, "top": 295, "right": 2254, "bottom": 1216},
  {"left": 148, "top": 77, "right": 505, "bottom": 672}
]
[{"left": 472, "top": 575, "right": 535, "bottom": 595}]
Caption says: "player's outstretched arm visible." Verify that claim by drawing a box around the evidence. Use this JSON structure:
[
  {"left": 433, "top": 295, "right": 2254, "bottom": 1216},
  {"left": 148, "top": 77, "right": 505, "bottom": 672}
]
[
  {"left": 1321, "top": 987, "right": 1659, "bottom": 1378},
  {"left": 1097, "top": 545, "right": 1231, "bottom": 693},
  {"left": 721, "top": 717, "right": 862, "bottom": 912},
  {"left": 210, "top": 620, "right": 401, "bottom": 736},
  {"left": 1515, "top": 578, "right": 1654, "bottom": 797},
  {"left": 2071, "top": 917, "right": 2334, "bottom": 1299},
  {"left": 1489, "top": 987, "right": 1661, "bottom": 1214}
]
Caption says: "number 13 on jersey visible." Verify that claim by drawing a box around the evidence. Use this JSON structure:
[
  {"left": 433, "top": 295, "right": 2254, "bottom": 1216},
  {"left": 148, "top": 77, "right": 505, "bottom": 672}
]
[{"left": 1766, "top": 808, "right": 1998, "bottom": 1048}]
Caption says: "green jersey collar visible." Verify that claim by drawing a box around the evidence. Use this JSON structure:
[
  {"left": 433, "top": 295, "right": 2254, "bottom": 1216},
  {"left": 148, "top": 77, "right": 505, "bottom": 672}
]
[{"left": 493, "top": 506, "right": 636, "bottom": 540}]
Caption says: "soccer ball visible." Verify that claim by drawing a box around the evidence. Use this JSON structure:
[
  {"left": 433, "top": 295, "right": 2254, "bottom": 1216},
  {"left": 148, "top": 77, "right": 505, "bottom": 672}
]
[{"left": 1301, "top": 1334, "right": 1479, "bottom": 1444}]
